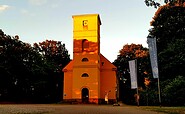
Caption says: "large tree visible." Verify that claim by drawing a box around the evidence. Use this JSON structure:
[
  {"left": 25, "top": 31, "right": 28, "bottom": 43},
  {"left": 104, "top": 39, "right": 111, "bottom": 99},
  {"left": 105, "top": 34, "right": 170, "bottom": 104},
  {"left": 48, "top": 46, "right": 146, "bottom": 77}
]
[
  {"left": 148, "top": 4, "right": 185, "bottom": 81},
  {"left": 0, "top": 29, "right": 48, "bottom": 102},
  {"left": 147, "top": 4, "right": 185, "bottom": 106},
  {"left": 33, "top": 40, "right": 70, "bottom": 102},
  {"left": 0, "top": 30, "right": 71, "bottom": 103},
  {"left": 33, "top": 40, "right": 70, "bottom": 69},
  {"left": 113, "top": 44, "right": 150, "bottom": 104}
]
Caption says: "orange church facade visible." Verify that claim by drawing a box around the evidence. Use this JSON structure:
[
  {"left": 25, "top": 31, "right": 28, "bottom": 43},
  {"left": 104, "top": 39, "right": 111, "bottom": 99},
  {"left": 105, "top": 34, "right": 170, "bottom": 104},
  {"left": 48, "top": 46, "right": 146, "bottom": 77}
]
[{"left": 63, "top": 14, "right": 117, "bottom": 104}]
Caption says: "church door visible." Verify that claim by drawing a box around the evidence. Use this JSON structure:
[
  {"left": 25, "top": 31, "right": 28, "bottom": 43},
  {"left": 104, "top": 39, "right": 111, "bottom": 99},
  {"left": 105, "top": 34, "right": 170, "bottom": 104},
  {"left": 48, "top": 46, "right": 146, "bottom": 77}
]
[{"left": 82, "top": 88, "right": 89, "bottom": 103}]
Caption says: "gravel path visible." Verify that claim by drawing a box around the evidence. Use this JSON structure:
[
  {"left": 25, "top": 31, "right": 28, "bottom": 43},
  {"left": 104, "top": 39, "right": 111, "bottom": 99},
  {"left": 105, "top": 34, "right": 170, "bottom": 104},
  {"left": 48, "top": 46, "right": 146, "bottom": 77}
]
[{"left": 0, "top": 104, "right": 164, "bottom": 114}]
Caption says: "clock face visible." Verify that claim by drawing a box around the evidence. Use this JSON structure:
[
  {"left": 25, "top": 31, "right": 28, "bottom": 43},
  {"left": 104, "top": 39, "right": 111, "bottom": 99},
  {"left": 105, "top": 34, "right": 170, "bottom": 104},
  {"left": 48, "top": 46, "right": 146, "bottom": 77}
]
[{"left": 83, "top": 20, "right": 88, "bottom": 27}]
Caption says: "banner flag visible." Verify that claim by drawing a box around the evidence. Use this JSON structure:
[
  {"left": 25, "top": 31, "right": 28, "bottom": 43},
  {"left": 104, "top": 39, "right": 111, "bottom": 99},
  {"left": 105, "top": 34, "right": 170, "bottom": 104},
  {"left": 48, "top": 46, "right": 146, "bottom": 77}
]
[
  {"left": 147, "top": 37, "right": 159, "bottom": 78},
  {"left": 129, "top": 60, "right": 138, "bottom": 89}
]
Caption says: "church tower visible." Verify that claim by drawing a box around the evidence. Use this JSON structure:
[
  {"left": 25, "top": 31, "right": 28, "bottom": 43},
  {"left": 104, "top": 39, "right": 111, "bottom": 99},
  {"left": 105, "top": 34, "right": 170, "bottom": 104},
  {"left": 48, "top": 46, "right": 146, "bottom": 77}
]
[
  {"left": 72, "top": 14, "right": 101, "bottom": 103},
  {"left": 63, "top": 14, "right": 117, "bottom": 104}
]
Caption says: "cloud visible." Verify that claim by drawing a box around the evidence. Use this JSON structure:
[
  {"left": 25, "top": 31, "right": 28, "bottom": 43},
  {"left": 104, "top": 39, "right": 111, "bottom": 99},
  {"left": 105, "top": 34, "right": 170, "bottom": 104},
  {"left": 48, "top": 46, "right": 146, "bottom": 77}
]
[
  {"left": 29, "top": 0, "right": 48, "bottom": 6},
  {"left": 0, "top": 5, "right": 10, "bottom": 12}
]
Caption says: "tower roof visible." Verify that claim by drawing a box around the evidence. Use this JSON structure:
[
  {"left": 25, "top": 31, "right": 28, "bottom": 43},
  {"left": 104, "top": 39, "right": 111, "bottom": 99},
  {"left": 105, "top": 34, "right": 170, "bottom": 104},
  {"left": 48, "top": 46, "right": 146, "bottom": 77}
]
[{"left": 72, "top": 14, "right": 102, "bottom": 25}]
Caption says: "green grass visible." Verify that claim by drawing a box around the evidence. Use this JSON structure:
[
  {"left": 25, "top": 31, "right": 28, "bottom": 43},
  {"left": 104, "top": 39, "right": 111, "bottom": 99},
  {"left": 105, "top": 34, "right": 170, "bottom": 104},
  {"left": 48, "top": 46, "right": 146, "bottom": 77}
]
[{"left": 141, "top": 106, "right": 185, "bottom": 114}]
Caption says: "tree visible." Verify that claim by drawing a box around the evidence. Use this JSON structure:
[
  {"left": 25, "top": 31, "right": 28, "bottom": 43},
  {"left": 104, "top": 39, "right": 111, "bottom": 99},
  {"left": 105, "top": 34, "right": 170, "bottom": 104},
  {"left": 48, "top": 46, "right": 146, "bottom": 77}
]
[
  {"left": 113, "top": 44, "right": 150, "bottom": 104},
  {"left": 145, "top": 0, "right": 161, "bottom": 8},
  {"left": 161, "top": 76, "right": 185, "bottom": 105},
  {"left": 33, "top": 40, "right": 71, "bottom": 102},
  {"left": 148, "top": 4, "right": 185, "bottom": 81},
  {"left": 0, "top": 29, "right": 48, "bottom": 102},
  {"left": 146, "top": 3, "right": 185, "bottom": 106},
  {"left": 145, "top": 0, "right": 185, "bottom": 8},
  {"left": 33, "top": 40, "right": 70, "bottom": 69},
  {"left": 0, "top": 30, "right": 71, "bottom": 103}
]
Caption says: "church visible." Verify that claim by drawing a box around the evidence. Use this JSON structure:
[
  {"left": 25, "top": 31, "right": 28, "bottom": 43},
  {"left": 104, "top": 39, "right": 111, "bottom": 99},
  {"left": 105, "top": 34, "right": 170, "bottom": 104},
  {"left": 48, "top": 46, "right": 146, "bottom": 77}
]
[{"left": 62, "top": 14, "right": 117, "bottom": 104}]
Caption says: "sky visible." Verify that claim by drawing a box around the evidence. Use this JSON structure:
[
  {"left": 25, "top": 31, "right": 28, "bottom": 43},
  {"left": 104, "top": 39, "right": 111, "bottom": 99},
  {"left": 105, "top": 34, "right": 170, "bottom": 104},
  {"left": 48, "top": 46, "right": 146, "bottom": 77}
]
[{"left": 0, "top": 0, "right": 159, "bottom": 62}]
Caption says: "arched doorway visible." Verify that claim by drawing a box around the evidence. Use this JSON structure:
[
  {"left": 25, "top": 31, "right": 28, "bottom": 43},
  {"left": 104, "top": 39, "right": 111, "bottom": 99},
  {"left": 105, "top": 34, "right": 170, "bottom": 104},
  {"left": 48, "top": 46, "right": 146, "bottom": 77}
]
[{"left": 82, "top": 88, "right": 89, "bottom": 103}]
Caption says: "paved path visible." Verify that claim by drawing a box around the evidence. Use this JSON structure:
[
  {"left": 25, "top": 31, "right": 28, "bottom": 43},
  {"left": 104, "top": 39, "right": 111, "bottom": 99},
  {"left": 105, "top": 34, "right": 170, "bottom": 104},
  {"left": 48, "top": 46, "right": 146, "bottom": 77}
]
[{"left": 0, "top": 104, "right": 164, "bottom": 114}]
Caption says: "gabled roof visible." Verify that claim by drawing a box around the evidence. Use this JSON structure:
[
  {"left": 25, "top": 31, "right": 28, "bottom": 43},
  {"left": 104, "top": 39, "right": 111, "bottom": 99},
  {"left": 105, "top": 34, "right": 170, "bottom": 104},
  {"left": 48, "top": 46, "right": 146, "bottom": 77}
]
[
  {"left": 62, "top": 60, "right": 74, "bottom": 72},
  {"left": 100, "top": 54, "right": 117, "bottom": 71},
  {"left": 72, "top": 14, "right": 102, "bottom": 25},
  {"left": 62, "top": 54, "right": 117, "bottom": 72}
]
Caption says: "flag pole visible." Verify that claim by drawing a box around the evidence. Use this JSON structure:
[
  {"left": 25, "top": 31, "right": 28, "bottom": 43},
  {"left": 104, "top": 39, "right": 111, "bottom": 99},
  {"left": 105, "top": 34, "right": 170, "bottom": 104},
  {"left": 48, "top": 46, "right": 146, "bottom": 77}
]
[
  {"left": 129, "top": 59, "right": 139, "bottom": 107},
  {"left": 135, "top": 59, "right": 139, "bottom": 107},
  {"left": 153, "top": 37, "right": 161, "bottom": 107},
  {"left": 147, "top": 37, "right": 161, "bottom": 107},
  {"left": 136, "top": 86, "right": 139, "bottom": 107},
  {"left": 157, "top": 76, "right": 161, "bottom": 107}
]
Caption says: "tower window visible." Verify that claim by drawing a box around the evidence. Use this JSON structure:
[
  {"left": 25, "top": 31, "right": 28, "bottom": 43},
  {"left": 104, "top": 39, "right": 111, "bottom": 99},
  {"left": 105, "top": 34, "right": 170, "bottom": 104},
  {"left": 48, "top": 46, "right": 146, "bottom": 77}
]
[
  {"left": 82, "top": 58, "right": 89, "bottom": 62},
  {"left": 83, "top": 20, "right": 88, "bottom": 26},
  {"left": 82, "top": 73, "right": 89, "bottom": 77},
  {"left": 83, "top": 20, "right": 88, "bottom": 30},
  {"left": 82, "top": 39, "right": 89, "bottom": 51}
]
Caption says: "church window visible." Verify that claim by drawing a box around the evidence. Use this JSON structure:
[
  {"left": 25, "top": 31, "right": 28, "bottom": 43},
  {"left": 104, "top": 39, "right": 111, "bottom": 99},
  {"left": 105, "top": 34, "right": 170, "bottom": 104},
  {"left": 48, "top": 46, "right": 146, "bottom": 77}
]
[
  {"left": 82, "top": 73, "right": 89, "bottom": 77},
  {"left": 82, "top": 39, "right": 89, "bottom": 51},
  {"left": 82, "top": 58, "right": 89, "bottom": 62}
]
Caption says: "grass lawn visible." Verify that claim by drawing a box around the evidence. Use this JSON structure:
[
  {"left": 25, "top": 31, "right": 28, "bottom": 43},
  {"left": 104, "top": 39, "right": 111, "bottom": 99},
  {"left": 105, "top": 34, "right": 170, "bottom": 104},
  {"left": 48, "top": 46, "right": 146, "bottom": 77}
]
[{"left": 141, "top": 106, "right": 185, "bottom": 114}]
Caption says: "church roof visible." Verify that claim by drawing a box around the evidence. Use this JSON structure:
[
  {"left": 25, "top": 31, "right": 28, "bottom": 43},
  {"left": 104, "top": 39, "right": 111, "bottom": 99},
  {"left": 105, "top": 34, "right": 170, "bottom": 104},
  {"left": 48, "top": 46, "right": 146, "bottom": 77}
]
[
  {"left": 62, "top": 54, "right": 117, "bottom": 72},
  {"left": 62, "top": 60, "right": 74, "bottom": 72},
  {"left": 100, "top": 54, "right": 117, "bottom": 71},
  {"left": 72, "top": 14, "right": 102, "bottom": 25}
]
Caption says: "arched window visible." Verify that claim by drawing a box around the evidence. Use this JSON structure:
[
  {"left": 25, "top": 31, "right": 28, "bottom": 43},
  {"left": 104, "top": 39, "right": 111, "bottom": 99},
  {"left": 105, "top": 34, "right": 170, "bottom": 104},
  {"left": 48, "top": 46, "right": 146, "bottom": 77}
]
[
  {"left": 82, "top": 39, "right": 89, "bottom": 51},
  {"left": 82, "top": 73, "right": 89, "bottom": 77},
  {"left": 82, "top": 58, "right": 89, "bottom": 62}
]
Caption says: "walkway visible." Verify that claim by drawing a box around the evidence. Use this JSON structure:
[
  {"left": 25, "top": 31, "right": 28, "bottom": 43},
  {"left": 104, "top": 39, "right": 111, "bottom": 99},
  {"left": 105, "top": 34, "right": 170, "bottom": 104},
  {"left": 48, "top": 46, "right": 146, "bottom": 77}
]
[{"left": 0, "top": 104, "right": 164, "bottom": 114}]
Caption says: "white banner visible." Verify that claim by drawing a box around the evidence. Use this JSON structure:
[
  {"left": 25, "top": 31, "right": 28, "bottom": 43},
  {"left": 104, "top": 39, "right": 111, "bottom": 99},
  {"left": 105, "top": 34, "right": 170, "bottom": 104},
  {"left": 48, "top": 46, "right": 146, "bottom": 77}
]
[
  {"left": 129, "top": 60, "right": 138, "bottom": 89},
  {"left": 147, "top": 37, "right": 159, "bottom": 78}
]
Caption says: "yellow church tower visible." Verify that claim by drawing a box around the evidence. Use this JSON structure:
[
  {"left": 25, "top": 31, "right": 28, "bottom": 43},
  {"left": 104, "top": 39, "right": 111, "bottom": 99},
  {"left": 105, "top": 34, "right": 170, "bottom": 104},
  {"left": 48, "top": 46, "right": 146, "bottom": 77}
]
[{"left": 63, "top": 14, "right": 117, "bottom": 104}]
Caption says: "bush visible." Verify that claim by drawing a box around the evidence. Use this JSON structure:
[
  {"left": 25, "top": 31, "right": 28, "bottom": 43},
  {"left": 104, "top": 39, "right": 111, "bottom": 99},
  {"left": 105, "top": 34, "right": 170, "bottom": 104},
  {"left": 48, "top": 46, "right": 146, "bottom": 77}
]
[{"left": 161, "top": 76, "right": 185, "bottom": 106}]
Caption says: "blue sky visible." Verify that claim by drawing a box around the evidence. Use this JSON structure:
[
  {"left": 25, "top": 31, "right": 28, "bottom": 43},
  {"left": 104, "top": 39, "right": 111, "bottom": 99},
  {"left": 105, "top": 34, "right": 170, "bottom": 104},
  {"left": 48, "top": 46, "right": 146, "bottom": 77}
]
[{"left": 0, "top": 0, "right": 158, "bottom": 62}]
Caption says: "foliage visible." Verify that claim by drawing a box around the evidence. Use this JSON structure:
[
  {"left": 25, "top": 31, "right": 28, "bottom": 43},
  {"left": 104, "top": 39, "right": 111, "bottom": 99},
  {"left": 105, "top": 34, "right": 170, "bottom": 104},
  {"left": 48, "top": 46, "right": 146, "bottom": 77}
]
[
  {"left": 145, "top": 4, "right": 185, "bottom": 106},
  {"left": 0, "top": 30, "right": 46, "bottom": 102},
  {"left": 159, "top": 39, "right": 185, "bottom": 80},
  {"left": 145, "top": 0, "right": 161, "bottom": 8},
  {"left": 140, "top": 76, "right": 185, "bottom": 106},
  {"left": 33, "top": 40, "right": 71, "bottom": 102},
  {"left": 148, "top": 5, "right": 185, "bottom": 81},
  {"left": 0, "top": 29, "right": 70, "bottom": 103},
  {"left": 140, "top": 85, "right": 159, "bottom": 106},
  {"left": 33, "top": 40, "right": 70, "bottom": 72},
  {"left": 113, "top": 44, "right": 151, "bottom": 104},
  {"left": 145, "top": 0, "right": 185, "bottom": 8},
  {"left": 161, "top": 76, "right": 185, "bottom": 106}
]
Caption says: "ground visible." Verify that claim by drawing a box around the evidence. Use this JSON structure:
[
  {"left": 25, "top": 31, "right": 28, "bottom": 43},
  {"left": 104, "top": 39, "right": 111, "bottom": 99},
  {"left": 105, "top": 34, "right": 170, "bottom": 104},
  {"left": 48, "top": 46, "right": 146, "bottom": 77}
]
[{"left": 0, "top": 104, "right": 165, "bottom": 114}]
